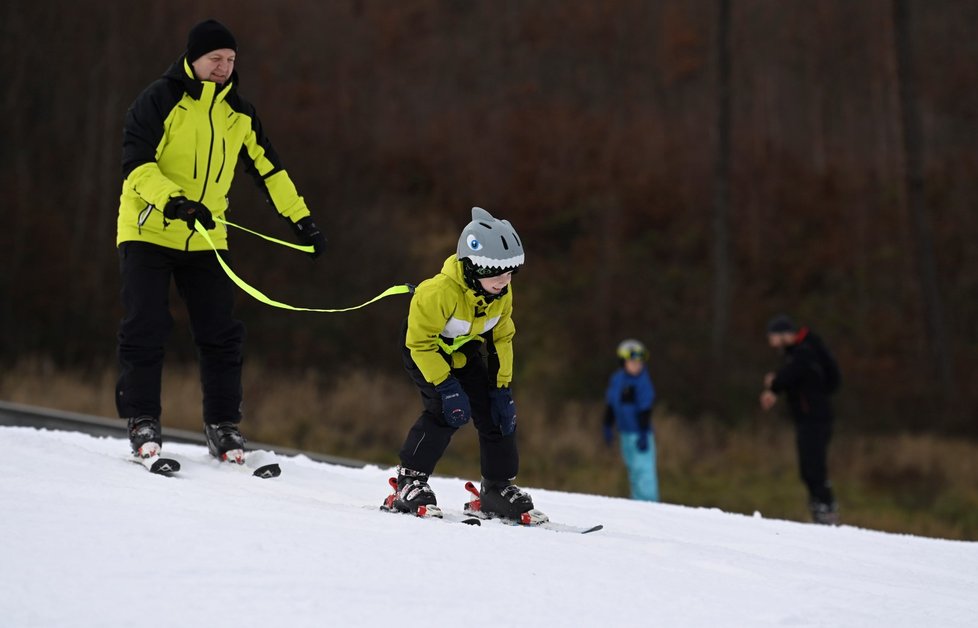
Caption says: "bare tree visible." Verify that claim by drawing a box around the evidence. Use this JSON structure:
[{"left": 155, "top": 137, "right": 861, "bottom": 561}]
[
  {"left": 711, "top": 0, "right": 732, "bottom": 367},
  {"left": 892, "top": 0, "right": 954, "bottom": 409}
]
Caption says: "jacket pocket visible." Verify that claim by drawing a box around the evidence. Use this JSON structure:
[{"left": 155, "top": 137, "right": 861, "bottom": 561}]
[{"left": 137, "top": 204, "right": 154, "bottom": 234}]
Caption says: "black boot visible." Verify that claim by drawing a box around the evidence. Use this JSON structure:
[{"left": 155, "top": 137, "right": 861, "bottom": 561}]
[
  {"left": 479, "top": 479, "right": 535, "bottom": 520},
  {"left": 128, "top": 416, "right": 162, "bottom": 457},
  {"left": 204, "top": 422, "right": 246, "bottom": 461},
  {"left": 809, "top": 500, "right": 840, "bottom": 525},
  {"left": 389, "top": 467, "right": 439, "bottom": 515}
]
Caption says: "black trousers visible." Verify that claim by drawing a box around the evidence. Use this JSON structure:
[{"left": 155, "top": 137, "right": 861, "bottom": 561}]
[
  {"left": 795, "top": 420, "right": 835, "bottom": 505},
  {"left": 397, "top": 327, "right": 518, "bottom": 483},
  {"left": 115, "top": 241, "right": 245, "bottom": 424}
]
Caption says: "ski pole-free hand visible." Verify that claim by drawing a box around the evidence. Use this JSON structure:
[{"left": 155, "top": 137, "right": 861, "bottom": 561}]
[
  {"left": 292, "top": 216, "right": 327, "bottom": 259},
  {"left": 164, "top": 196, "right": 215, "bottom": 230},
  {"left": 488, "top": 387, "right": 516, "bottom": 435},
  {"left": 436, "top": 377, "right": 472, "bottom": 427}
]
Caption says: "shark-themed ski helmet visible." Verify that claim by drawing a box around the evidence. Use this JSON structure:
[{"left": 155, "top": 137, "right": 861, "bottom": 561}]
[{"left": 456, "top": 207, "right": 525, "bottom": 278}]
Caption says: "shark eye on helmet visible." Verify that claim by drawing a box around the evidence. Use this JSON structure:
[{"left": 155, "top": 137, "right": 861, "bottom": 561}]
[{"left": 466, "top": 234, "right": 483, "bottom": 251}]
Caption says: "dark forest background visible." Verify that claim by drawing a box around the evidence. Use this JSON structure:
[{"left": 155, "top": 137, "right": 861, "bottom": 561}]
[{"left": 2, "top": 0, "right": 976, "bottom": 437}]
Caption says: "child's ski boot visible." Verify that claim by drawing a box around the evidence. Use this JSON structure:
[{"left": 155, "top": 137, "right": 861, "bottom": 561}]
[
  {"left": 463, "top": 479, "right": 549, "bottom": 525},
  {"left": 381, "top": 467, "right": 442, "bottom": 518}
]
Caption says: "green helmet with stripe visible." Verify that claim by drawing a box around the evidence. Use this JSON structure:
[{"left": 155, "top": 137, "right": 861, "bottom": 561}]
[{"left": 617, "top": 339, "right": 648, "bottom": 362}]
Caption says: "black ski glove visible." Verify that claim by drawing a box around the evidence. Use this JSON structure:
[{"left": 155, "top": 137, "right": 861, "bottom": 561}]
[
  {"left": 636, "top": 429, "right": 650, "bottom": 452},
  {"left": 435, "top": 377, "right": 471, "bottom": 427},
  {"left": 488, "top": 387, "right": 516, "bottom": 435},
  {"left": 292, "top": 216, "right": 327, "bottom": 259},
  {"left": 163, "top": 196, "right": 215, "bottom": 231}
]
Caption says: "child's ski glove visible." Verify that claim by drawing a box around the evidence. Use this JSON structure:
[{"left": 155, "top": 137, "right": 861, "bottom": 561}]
[
  {"left": 636, "top": 429, "right": 650, "bottom": 452},
  {"left": 435, "top": 377, "right": 471, "bottom": 427},
  {"left": 488, "top": 387, "right": 517, "bottom": 436}
]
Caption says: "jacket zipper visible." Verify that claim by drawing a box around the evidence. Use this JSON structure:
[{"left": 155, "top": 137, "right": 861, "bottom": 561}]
[
  {"left": 186, "top": 88, "right": 218, "bottom": 251},
  {"left": 215, "top": 137, "right": 227, "bottom": 183}
]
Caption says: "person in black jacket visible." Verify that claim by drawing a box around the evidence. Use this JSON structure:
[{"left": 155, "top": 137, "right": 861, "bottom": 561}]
[{"left": 760, "top": 314, "right": 840, "bottom": 525}]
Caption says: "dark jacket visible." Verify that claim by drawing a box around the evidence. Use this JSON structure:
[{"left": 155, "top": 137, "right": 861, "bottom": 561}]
[{"left": 770, "top": 328, "right": 835, "bottom": 423}]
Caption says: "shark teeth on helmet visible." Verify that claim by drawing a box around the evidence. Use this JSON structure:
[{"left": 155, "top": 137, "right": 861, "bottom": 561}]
[{"left": 469, "top": 253, "right": 525, "bottom": 269}]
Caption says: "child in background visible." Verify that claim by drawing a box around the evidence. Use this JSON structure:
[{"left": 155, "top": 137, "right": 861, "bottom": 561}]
[{"left": 603, "top": 339, "right": 659, "bottom": 502}]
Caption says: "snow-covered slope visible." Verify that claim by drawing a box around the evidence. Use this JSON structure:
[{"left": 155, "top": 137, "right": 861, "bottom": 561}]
[{"left": 1, "top": 426, "right": 976, "bottom": 628}]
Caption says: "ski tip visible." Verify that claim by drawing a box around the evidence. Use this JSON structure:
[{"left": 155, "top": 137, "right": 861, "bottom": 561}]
[
  {"left": 460, "top": 517, "right": 482, "bottom": 526},
  {"left": 580, "top": 524, "right": 604, "bottom": 534},
  {"left": 252, "top": 463, "right": 281, "bottom": 479},
  {"left": 149, "top": 458, "right": 180, "bottom": 475}
]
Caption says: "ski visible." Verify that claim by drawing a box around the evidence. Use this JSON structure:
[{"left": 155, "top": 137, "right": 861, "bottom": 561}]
[
  {"left": 376, "top": 478, "right": 601, "bottom": 533},
  {"left": 129, "top": 447, "right": 279, "bottom": 479},
  {"left": 213, "top": 449, "right": 282, "bottom": 479},
  {"left": 132, "top": 453, "right": 181, "bottom": 475},
  {"left": 380, "top": 477, "right": 481, "bottom": 525},
  {"left": 468, "top": 514, "right": 603, "bottom": 534},
  {"left": 379, "top": 506, "right": 483, "bottom": 527},
  {"left": 251, "top": 463, "right": 282, "bottom": 479},
  {"left": 462, "top": 481, "right": 603, "bottom": 534},
  {"left": 131, "top": 442, "right": 180, "bottom": 475}
]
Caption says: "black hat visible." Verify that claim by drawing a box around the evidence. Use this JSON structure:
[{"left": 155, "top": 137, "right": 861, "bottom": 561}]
[
  {"left": 766, "top": 314, "right": 797, "bottom": 334},
  {"left": 186, "top": 19, "right": 237, "bottom": 62}
]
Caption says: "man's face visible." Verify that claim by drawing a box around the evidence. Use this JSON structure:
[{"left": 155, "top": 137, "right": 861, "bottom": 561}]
[
  {"left": 192, "top": 49, "right": 236, "bottom": 84},
  {"left": 477, "top": 271, "right": 513, "bottom": 295},
  {"left": 767, "top": 332, "right": 794, "bottom": 349}
]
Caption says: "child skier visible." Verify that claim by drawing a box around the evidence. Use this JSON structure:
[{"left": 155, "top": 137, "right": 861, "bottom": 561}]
[
  {"left": 603, "top": 339, "right": 659, "bottom": 501},
  {"left": 383, "top": 207, "right": 545, "bottom": 524}
]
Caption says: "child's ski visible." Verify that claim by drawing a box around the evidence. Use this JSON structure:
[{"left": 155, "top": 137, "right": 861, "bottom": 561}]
[
  {"left": 380, "top": 477, "right": 481, "bottom": 525},
  {"left": 462, "top": 481, "right": 603, "bottom": 534}
]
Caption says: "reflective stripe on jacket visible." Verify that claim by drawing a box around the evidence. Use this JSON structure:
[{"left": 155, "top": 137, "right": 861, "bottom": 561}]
[
  {"left": 117, "top": 57, "right": 310, "bottom": 251},
  {"left": 405, "top": 255, "right": 515, "bottom": 387}
]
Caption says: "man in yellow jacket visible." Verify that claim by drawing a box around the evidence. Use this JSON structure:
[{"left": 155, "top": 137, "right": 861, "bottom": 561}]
[
  {"left": 383, "top": 208, "right": 546, "bottom": 523},
  {"left": 116, "top": 19, "right": 326, "bottom": 464}
]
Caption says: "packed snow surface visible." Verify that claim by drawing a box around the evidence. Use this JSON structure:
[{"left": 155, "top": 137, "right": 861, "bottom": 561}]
[{"left": 1, "top": 426, "right": 976, "bottom": 627}]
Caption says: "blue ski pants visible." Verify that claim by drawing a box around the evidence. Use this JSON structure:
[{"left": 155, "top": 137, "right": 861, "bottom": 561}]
[{"left": 619, "top": 432, "right": 659, "bottom": 502}]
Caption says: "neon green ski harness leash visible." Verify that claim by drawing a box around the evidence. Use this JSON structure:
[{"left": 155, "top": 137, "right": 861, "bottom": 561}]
[{"left": 194, "top": 217, "right": 413, "bottom": 312}]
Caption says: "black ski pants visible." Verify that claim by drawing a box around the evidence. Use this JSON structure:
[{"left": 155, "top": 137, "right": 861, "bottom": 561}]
[
  {"left": 397, "top": 326, "right": 518, "bottom": 483},
  {"left": 795, "top": 419, "right": 835, "bottom": 505},
  {"left": 116, "top": 241, "right": 245, "bottom": 424}
]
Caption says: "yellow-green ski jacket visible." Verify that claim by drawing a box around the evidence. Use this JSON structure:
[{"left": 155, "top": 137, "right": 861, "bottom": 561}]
[
  {"left": 406, "top": 255, "right": 516, "bottom": 388},
  {"left": 117, "top": 57, "right": 310, "bottom": 251}
]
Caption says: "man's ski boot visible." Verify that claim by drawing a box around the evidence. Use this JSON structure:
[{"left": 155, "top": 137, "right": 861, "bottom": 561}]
[
  {"left": 381, "top": 467, "right": 442, "bottom": 518},
  {"left": 204, "top": 422, "right": 246, "bottom": 464},
  {"left": 810, "top": 500, "right": 840, "bottom": 526},
  {"left": 128, "top": 416, "right": 162, "bottom": 459},
  {"left": 464, "top": 479, "right": 549, "bottom": 525}
]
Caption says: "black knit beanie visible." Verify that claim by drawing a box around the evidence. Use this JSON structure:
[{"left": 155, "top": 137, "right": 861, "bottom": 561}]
[
  {"left": 186, "top": 19, "right": 237, "bottom": 62},
  {"left": 766, "top": 314, "right": 797, "bottom": 334}
]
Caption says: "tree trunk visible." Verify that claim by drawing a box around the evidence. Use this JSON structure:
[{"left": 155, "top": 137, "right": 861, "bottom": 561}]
[
  {"left": 711, "top": 0, "right": 732, "bottom": 369},
  {"left": 891, "top": 0, "right": 954, "bottom": 411}
]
